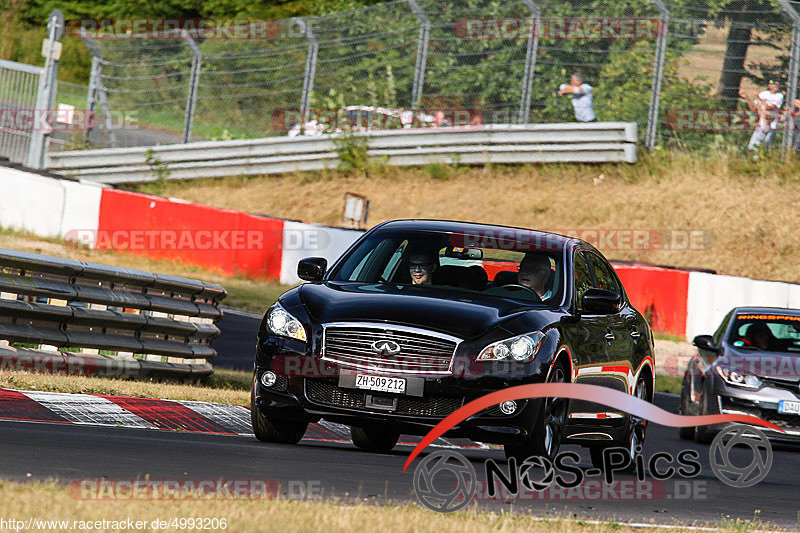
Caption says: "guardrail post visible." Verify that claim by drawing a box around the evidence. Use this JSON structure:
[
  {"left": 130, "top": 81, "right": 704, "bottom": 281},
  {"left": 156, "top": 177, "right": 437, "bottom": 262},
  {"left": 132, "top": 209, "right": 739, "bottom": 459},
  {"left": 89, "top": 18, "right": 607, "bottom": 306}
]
[
  {"left": 407, "top": 0, "right": 430, "bottom": 109},
  {"left": 27, "top": 11, "right": 63, "bottom": 169},
  {"left": 777, "top": 0, "right": 800, "bottom": 152},
  {"left": 645, "top": 0, "right": 669, "bottom": 150},
  {"left": 296, "top": 18, "right": 318, "bottom": 125},
  {"left": 181, "top": 30, "right": 202, "bottom": 144},
  {"left": 519, "top": 0, "right": 541, "bottom": 124},
  {"left": 80, "top": 31, "right": 116, "bottom": 147}
]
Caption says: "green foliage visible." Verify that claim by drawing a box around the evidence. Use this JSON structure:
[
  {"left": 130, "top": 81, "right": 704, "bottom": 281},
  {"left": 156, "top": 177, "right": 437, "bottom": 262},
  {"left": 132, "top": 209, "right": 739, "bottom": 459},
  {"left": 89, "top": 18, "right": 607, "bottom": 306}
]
[
  {"left": 143, "top": 148, "right": 170, "bottom": 189},
  {"left": 332, "top": 128, "right": 371, "bottom": 171}
]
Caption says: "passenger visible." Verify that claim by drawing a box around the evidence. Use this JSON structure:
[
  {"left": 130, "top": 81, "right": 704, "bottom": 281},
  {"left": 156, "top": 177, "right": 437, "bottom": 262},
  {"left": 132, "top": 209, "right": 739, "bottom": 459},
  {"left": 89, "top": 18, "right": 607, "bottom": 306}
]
[
  {"left": 745, "top": 322, "right": 773, "bottom": 351},
  {"left": 407, "top": 247, "right": 438, "bottom": 285},
  {"left": 517, "top": 253, "right": 553, "bottom": 299}
]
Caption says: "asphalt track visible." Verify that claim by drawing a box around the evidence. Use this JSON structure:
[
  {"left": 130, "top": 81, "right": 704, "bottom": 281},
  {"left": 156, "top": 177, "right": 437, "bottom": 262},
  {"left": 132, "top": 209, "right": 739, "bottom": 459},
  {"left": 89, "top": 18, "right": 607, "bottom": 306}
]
[
  {"left": 4, "top": 306, "right": 800, "bottom": 527},
  {"left": 1, "top": 393, "right": 799, "bottom": 528}
]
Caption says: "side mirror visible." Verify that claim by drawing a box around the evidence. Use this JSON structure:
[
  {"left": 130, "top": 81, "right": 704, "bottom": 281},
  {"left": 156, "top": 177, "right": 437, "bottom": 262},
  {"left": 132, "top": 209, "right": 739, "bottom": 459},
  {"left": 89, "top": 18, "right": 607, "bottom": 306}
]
[
  {"left": 693, "top": 334, "right": 719, "bottom": 354},
  {"left": 581, "top": 288, "right": 621, "bottom": 314},
  {"left": 297, "top": 257, "right": 327, "bottom": 283}
]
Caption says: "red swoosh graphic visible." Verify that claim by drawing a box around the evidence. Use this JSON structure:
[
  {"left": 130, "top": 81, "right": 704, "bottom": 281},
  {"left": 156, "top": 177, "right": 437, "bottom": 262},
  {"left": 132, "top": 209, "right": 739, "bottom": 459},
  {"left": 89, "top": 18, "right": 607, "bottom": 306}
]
[{"left": 402, "top": 383, "right": 782, "bottom": 472}]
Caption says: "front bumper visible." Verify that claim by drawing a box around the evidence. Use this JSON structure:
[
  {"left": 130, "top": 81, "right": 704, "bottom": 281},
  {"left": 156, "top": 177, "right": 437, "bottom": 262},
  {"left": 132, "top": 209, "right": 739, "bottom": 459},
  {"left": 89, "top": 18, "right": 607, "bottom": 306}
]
[
  {"left": 711, "top": 378, "right": 800, "bottom": 442},
  {"left": 253, "top": 370, "right": 542, "bottom": 445}
]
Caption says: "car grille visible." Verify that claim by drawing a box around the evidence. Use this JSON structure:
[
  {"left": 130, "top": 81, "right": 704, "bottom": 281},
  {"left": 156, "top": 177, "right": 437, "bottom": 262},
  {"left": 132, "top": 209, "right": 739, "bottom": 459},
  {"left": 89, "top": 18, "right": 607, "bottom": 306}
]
[
  {"left": 304, "top": 379, "right": 514, "bottom": 418},
  {"left": 762, "top": 412, "right": 800, "bottom": 431},
  {"left": 321, "top": 325, "right": 458, "bottom": 375}
]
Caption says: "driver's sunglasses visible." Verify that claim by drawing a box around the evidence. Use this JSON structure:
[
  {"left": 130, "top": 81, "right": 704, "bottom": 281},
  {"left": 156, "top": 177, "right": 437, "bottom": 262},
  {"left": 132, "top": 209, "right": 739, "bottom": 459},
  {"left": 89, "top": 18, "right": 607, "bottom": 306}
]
[{"left": 409, "top": 262, "right": 433, "bottom": 271}]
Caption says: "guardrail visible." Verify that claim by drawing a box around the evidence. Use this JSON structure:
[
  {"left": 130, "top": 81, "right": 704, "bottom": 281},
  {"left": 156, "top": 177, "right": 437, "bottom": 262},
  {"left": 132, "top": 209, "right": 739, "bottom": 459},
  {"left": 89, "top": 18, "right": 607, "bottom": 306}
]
[
  {"left": 46, "top": 123, "right": 638, "bottom": 184},
  {"left": 0, "top": 248, "right": 227, "bottom": 380}
]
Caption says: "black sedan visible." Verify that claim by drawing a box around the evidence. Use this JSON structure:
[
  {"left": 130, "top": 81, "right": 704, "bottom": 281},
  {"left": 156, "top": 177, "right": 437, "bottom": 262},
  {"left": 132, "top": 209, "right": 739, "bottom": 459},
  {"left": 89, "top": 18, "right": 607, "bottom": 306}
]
[
  {"left": 680, "top": 306, "right": 800, "bottom": 443},
  {"left": 252, "top": 220, "right": 655, "bottom": 465}
]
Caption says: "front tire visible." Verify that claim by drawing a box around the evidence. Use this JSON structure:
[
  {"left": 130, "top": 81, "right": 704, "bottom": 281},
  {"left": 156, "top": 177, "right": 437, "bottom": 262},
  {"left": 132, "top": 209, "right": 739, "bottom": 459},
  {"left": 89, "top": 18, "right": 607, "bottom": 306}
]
[
  {"left": 590, "top": 376, "right": 648, "bottom": 473},
  {"left": 250, "top": 377, "right": 307, "bottom": 444},
  {"left": 505, "top": 361, "right": 569, "bottom": 463},
  {"left": 350, "top": 425, "right": 400, "bottom": 453},
  {"left": 694, "top": 391, "right": 717, "bottom": 444}
]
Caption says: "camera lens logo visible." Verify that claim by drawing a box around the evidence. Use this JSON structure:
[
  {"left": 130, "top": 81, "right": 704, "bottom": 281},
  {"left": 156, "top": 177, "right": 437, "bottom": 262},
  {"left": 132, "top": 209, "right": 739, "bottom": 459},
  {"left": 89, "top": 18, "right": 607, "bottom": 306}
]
[
  {"left": 413, "top": 450, "right": 476, "bottom": 513},
  {"left": 709, "top": 424, "right": 772, "bottom": 488}
]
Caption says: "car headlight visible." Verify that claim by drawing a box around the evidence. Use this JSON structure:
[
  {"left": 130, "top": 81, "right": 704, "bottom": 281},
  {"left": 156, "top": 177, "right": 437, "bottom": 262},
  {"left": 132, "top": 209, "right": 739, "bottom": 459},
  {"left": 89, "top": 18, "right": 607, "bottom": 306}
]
[
  {"left": 267, "top": 304, "right": 307, "bottom": 342},
  {"left": 477, "top": 332, "right": 546, "bottom": 362},
  {"left": 715, "top": 366, "right": 762, "bottom": 389}
]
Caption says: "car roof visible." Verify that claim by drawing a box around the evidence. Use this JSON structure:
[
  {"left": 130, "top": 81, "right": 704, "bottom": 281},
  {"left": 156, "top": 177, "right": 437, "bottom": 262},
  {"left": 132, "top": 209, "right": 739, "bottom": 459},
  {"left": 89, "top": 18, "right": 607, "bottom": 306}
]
[
  {"left": 373, "top": 219, "right": 577, "bottom": 251},
  {"left": 730, "top": 307, "right": 800, "bottom": 316}
]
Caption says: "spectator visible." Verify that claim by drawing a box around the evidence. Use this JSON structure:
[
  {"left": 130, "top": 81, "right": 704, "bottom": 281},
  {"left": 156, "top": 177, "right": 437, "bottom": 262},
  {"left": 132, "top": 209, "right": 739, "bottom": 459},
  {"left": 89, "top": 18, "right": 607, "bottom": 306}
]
[
  {"left": 786, "top": 98, "right": 800, "bottom": 153},
  {"left": 739, "top": 81, "right": 784, "bottom": 155},
  {"left": 558, "top": 72, "right": 596, "bottom": 122}
]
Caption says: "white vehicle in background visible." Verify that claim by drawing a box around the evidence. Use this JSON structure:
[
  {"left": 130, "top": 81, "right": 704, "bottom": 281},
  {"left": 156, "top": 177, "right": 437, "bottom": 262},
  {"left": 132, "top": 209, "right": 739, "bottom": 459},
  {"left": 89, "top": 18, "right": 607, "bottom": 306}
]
[{"left": 287, "top": 106, "right": 437, "bottom": 137}]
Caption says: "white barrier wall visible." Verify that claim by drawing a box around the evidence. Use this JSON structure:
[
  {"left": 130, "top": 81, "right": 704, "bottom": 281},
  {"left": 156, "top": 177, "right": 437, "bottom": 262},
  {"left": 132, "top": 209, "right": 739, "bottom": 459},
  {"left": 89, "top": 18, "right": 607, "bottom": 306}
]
[
  {"left": 685, "top": 271, "right": 798, "bottom": 339},
  {"left": 0, "top": 167, "right": 102, "bottom": 245},
  {"left": 279, "top": 221, "right": 364, "bottom": 284}
]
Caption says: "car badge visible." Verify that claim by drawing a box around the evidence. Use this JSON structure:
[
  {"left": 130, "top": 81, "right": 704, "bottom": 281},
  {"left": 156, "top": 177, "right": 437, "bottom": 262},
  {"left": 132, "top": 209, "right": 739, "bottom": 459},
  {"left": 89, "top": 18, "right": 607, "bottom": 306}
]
[{"left": 371, "top": 339, "right": 401, "bottom": 356}]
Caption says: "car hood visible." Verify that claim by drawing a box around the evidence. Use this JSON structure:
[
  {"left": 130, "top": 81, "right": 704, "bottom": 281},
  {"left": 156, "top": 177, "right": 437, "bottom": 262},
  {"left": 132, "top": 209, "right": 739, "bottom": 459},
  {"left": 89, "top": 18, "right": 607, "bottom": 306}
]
[{"left": 298, "top": 282, "right": 552, "bottom": 339}]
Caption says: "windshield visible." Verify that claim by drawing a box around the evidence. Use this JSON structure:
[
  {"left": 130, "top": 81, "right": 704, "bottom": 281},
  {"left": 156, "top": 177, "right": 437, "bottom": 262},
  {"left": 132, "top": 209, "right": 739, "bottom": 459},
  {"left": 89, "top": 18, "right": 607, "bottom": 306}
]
[
  {"left": 330, "top": 229, "right": 564, "bottom": 305},
  {"left": 729, "top": 313, "right": 800, "bottom": 353}
]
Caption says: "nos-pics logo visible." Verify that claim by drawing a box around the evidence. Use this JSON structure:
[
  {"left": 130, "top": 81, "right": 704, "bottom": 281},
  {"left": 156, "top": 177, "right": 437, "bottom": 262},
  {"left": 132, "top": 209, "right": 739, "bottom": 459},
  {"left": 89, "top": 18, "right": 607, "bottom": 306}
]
[{"left": 412, "top": 424, "right": 773, "bottom": 513}]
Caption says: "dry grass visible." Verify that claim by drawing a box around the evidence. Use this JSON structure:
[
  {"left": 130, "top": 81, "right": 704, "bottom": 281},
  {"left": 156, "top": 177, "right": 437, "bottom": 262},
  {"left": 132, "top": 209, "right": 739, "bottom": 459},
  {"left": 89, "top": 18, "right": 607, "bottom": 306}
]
[
  {"left": 0, "top": 479, "right": 768, "bottom": 533},
  {"left": 0, "top": 370, "right": 250, "bottom": 406},
  {"left": 0, "top": 230, "right": 292, "bottom": 313},
  {"left": 130, "top": 150, "right": 800, "bottom": 283}
]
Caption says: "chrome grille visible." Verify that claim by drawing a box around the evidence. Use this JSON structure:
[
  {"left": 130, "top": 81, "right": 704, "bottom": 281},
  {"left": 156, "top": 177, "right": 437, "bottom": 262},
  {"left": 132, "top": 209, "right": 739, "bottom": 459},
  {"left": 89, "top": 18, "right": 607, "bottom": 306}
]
[{"left": 321, "top": 324, "right": 459, "bottom": 375}]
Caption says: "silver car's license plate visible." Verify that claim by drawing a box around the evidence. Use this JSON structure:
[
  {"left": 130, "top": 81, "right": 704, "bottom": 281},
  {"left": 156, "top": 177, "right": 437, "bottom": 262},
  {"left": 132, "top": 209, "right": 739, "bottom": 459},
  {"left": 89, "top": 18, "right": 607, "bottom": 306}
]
[
  {"left": 355, "top": 374, "right": 406, "bottom": 394},
  {"left": 778, "top": 400, "right": 800, "bottom": 414}
]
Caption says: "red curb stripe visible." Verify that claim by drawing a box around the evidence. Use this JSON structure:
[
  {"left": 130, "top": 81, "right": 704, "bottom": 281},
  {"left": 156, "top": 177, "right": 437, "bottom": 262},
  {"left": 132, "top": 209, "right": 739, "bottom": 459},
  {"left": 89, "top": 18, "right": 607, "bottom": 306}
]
[
  {"left": 100, "top": 395, "right": 235, "bottom": 434},
  {"left": 0, "top": 389, "right": 69, "bottom": 423}
]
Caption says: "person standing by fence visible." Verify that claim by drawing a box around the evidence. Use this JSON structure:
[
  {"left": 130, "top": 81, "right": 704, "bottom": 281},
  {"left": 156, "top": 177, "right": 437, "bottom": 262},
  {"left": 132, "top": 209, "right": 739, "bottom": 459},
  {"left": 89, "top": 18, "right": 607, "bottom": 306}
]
[
  {"left": 558, "top": 73, "right": 596, "bottom": 123},
  {"left": 739, "top": 81, "right": 783, "bottom": 157}
]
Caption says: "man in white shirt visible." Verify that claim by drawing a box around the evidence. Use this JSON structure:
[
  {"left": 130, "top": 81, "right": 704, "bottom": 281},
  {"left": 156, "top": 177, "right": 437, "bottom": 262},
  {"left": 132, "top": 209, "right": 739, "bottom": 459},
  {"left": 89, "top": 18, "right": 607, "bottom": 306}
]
[
  {"left": 740, "top": 81, "right": 784, "bottom": 154},
  {"left": 558, "top": 73, "right": 596, "bottom": 122}
]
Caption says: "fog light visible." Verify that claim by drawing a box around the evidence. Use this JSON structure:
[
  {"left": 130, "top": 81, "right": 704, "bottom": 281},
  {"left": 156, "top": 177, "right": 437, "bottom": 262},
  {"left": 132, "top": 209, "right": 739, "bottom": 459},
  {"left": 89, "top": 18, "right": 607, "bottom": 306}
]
[
  {"left": 260, "top": 371, "right": 277, "bottom": 388},
  {"left": 499, "top": 400, "right": 517, "bottom": 415}
]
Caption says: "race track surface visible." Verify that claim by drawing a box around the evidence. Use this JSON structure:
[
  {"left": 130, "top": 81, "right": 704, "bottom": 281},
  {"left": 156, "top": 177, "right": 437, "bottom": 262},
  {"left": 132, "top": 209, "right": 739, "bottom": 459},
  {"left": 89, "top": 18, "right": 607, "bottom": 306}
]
[{"left": 1, "top": 392, "right": 799, "bottom": 528}]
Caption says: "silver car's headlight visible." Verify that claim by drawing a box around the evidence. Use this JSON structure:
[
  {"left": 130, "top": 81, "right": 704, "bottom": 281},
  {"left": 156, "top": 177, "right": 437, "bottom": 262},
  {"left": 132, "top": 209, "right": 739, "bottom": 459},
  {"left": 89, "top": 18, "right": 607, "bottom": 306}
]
[
  {"left": 477, "top": 331, "right": 546, "bottom": 362},
  {"left": 715, "top": 366, "right": 762, "bottom": 389},
  {"left": 267, "top": 303, "right": 307, "bottom": 342}
]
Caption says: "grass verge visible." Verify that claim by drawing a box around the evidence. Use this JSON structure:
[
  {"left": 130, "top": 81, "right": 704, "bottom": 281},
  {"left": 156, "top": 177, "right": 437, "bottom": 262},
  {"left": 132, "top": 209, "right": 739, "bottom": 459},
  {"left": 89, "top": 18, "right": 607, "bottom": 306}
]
[
  {"left": 0, "top": 479, "right": 769, "bottom": 533},
  {"left": 0, "top": 228, "right": 291, "bottom": 313},
  {"left": 0, "top": 369, "right": 250, "bottom": 406}
]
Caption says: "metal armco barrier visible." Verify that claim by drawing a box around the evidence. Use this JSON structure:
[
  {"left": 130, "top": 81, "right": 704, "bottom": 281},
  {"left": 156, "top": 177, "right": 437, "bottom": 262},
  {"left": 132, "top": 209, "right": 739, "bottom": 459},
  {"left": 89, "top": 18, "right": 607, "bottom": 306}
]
[
  {"left": 0, "top": 248, "right": 227, "bottom": 379},
  {"left": 46, "top": 123, "right": 638, "bottom": 184}
]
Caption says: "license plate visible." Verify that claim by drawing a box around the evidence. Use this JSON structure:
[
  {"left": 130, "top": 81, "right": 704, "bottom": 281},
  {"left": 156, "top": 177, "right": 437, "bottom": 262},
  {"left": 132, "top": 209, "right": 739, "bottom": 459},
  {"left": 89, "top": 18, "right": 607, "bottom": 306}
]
[
  {"left": 778, "top": 400, "right": 800, "bottom": 414},
  {"left": 355, "top": 374, "right": 406, "bottom": 394}
]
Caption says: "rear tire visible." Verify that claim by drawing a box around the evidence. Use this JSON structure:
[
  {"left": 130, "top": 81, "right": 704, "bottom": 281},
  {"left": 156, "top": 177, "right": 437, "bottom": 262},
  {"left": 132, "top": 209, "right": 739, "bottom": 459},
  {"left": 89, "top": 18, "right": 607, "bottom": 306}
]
[
  {"left": 694, "top": 392, "right": 717, "bottom": 444},
  {"left": 350, "top": 425, "right": 400, "bottom": 453},
  {"left": 505, "top": 361, "right": 569, "bottom": 463},
  {"left": 250, "top": 376, "right": 307, "bottom": 444},
  {"left": 678, "top": 377, "right": 696, "bottom": 441}
]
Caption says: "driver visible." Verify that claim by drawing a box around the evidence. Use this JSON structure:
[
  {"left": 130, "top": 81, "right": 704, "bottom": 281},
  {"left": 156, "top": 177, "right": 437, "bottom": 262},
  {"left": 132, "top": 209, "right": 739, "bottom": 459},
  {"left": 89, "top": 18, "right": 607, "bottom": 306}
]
[
  {"left": 517, "top": 253, "right": 553, "bottom": 299},
  {"left": 407, "top": 246, "right": 438, "bottom": 285},
  {"left": 744, "top": 322, "right": 773, "bottom": 351}
]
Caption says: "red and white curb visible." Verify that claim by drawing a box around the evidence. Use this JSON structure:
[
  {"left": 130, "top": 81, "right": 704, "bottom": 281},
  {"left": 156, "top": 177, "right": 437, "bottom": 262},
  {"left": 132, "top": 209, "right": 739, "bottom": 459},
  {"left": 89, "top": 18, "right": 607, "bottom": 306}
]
[{"left": 0, "top": 389, "right": 489, "bottom": 450}]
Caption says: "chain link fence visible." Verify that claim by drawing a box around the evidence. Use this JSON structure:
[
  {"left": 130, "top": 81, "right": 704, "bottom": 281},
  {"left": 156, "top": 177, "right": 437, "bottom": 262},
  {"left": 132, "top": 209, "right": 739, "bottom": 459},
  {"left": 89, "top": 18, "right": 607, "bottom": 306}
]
[{"left": 62, "top": 0, "right": 800, "bottom": 155}]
